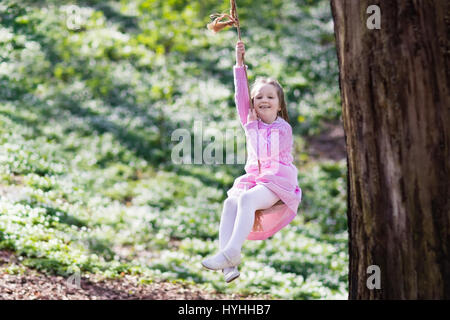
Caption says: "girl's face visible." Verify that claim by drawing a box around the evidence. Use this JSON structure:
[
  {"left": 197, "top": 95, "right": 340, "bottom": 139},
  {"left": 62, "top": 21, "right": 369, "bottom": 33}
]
[{"left": 253, "top": 84, "right": 281, "bottom": 124}]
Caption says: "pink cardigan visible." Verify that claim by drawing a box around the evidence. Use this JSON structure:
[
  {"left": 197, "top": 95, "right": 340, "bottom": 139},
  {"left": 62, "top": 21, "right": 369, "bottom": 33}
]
[{"left": 227, "top": 65, "right": 302, "bottom": 240}]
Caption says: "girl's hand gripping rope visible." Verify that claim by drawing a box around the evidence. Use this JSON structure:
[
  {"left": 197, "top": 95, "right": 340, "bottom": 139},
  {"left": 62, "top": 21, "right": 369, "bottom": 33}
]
[
  {"left": 235, "top": 40, "right": 245, "bottom": 67},
  {"left": 247, "top": 106, "right": 258, "bottom": 123}
]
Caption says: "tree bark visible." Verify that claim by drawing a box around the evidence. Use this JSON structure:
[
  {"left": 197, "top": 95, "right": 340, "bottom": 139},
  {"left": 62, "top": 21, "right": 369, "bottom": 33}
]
[{"left": 330, "top": 0, "right": 450, "bottom": 299}]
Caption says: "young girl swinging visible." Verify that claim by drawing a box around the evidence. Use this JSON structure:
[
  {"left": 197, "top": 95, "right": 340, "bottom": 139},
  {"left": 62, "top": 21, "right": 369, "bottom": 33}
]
[{"left": 201, "top": 41, "right": 302, "bottom": 283}]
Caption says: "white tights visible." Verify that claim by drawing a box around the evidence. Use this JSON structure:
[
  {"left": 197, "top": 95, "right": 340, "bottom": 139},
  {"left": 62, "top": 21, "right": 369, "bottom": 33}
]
[{"left": 219, "top": 185, "right": 280, "bottom": 272}]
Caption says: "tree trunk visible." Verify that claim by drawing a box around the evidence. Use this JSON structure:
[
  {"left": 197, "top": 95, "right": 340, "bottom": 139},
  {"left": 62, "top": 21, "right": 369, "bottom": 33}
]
[{"left": 330, "top": 0, "right": 450, "bottom": 299}]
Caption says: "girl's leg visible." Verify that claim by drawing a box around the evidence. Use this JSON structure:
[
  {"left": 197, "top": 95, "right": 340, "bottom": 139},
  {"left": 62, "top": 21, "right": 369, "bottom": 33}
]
[
  {"left": 219, "top": 197, "right": 238, "bottom": 251},
  {"left": 223, "top": 185, "right": 280, "bottom": 259},
  {"left": 218, "top": 197, "right": 238, "bottom": 275}
]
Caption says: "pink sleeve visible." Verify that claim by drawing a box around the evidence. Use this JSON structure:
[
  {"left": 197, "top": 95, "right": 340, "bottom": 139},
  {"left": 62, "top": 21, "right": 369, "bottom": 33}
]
[{"left": 233, "top": 65, "right": 251, "bottom": 127}]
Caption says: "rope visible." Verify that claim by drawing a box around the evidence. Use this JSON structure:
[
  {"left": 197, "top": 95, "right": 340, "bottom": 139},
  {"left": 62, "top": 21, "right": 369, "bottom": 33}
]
[{"left": 230, "top": 0, "right": 241, "bottom": 40}]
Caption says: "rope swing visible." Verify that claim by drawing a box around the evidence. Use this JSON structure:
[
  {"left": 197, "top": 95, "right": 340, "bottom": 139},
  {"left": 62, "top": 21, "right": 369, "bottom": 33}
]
[
  {"left": 207, "top": 0, "right": 241, "bottom": 39},
  {"left": 206, "top": 1, "right": 285, "bottom": 232}
]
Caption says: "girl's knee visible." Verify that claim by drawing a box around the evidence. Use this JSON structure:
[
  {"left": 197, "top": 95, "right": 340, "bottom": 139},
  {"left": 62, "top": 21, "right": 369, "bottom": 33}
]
[
  {"left": 237, "top": 192, "right": 255, "bottom": 209},
  {"left": 221, "top": 197, "right": 238, "bottom": 219},
  {"left": 237, "top": 186, "right": 279, "bottom": 212},
  {"left": 223, "top": 197, "right": 238, "bottom": 210}
]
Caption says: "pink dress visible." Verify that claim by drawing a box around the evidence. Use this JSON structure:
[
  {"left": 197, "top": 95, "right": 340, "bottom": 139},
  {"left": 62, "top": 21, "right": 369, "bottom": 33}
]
[{"left": 227, "top": 64, "right": 303, "bottom": 240}]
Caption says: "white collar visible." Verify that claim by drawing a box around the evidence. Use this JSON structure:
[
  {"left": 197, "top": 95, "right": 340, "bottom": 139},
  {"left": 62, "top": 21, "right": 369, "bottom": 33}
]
[{"left": 259, "top": 116, "right": 282, "bottom": 126}]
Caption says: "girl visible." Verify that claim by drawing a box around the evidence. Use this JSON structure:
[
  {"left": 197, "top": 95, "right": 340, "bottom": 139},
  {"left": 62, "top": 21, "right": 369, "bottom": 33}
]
[{"left": 201, "top": 41, "right": 302, "bottom": 283}]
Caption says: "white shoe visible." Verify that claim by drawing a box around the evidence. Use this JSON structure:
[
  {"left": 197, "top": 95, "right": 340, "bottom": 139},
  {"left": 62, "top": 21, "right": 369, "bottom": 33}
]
[
  {"left": 223, "top": 267, "right": 240, "bottom": 283},
  {"left": 201, "top": 250, "right": 241, "bottom": 270}
]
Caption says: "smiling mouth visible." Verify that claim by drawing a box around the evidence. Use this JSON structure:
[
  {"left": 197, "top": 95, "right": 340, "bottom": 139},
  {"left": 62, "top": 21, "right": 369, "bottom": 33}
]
[{"left": 259, "top": 105, "right": 271, "bottom": 109}]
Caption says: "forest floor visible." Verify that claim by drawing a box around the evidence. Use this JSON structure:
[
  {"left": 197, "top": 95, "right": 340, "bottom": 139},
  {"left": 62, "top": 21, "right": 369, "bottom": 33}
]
[{"left": 0, "top": 249, "right": 272, "bottom": 300}]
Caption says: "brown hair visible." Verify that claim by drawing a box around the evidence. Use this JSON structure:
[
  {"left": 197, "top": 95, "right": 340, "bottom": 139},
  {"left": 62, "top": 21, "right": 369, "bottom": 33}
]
[{"left": 250, "top": 77, "right": 290, "bottom": 123}]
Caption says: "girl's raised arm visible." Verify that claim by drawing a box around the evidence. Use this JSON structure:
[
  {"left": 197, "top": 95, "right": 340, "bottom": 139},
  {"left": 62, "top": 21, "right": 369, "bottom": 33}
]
[{"left": 233, "top": 64, "right": 251, "bottom": 127}]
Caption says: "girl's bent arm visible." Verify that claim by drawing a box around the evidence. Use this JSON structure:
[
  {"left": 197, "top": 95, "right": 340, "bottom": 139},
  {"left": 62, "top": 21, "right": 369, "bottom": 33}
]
[{"left": 233, "top": 65, "right": 251, "bottom": 127}]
